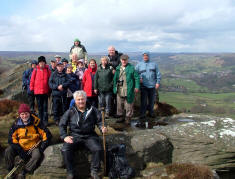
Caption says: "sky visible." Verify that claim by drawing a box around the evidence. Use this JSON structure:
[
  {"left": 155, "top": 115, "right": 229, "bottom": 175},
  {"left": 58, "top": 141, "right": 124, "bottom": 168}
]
[{"left": 1, "top": 0, "right": 235, "bottom": 53}]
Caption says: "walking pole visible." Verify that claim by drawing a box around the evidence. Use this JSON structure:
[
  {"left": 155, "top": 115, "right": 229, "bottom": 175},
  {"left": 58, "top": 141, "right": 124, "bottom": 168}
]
[
  {"left": 101, "top": 107, "right": 107, "bottom": 176},
  {"left": 4, "top": 140, "right": 41, "bottom": 179}
]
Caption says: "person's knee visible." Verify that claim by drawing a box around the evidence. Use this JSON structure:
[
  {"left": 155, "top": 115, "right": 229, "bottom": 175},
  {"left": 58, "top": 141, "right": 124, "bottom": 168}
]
[
  {"left": 31, "top": 148, "right": 42, "bottom": 161},
  {"left": 61, "top": 143, "right": 73, "bottom": 153}
]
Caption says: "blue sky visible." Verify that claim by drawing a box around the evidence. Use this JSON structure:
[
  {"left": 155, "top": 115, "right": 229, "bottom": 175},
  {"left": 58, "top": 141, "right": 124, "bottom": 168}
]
[{"left": 1, "top": 0, "right": 235, "bottom": 53}]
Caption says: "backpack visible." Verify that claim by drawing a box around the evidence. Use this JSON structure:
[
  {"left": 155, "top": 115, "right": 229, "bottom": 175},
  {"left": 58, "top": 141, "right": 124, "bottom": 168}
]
[{"left": 107, "top": 144, "right": 135, "bottom": 179}]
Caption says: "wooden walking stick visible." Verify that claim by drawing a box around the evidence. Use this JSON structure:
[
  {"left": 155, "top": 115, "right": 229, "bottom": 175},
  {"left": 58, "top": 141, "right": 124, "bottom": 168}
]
[
  {"left": 101, "top": 107, "right": 107, "bottom": 176},
  {"left": 4, "top": 140, "right": 41, "bottom": 179}
]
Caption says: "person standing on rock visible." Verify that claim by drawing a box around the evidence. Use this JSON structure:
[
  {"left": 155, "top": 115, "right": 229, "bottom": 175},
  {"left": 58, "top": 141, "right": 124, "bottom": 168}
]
[
  {"left": 107, "top": 46, "right": 123, "bottom": 117},
  {"left": 22, "top": 60, "right": 38, "bottom": 113},
  {"left": 30, "top": 56, "right": 51, "bottom": 126},
  {"left": 59, "top": 90, "right": 107, "bottom": 179},
  {"left": 135, "top": 52, "right": 161, "bottom": 122},
  {"left": 49, "top": 59, "right": 57, "bottom": 74},
  {"left": 94, "top": 56, "right": 114, "bottom": 118},
  {"left": 49, "top": 62, "right": 70, "bottom": 126},
  {"left": 69, "top": 38, "right": 88, "bottom": 63},
  {"left": 113, "top": 54, "right": 140, "bottom": 125},
  {"left": 54, "top": 55, "right": 62, "bottom": 63},
  {"left": 5, "top": 103, "right": 51, "bottom": 178}
]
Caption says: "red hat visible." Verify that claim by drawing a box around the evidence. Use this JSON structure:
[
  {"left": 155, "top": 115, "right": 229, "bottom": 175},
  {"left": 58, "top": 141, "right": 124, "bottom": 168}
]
[{"left": 18, "top": 104, "right": 30, "bottom": 114}]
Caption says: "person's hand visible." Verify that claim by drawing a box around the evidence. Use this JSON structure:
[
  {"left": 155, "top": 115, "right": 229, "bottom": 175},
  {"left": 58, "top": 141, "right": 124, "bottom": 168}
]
[
  {"left": 112, "top": 69, "right": 116, "bottom": 74},
  {"left": 155, "top": 84, "right": 160, "bottom": 89},
  {"left": 58, "top": 85, "right": 63, "bottom": 91},
  {"left": 64, "top": 136, "right": 73, "bottom": 143},
  {"left": 134, "top": 88, "right": 139, "bottom": 93},
  {"left": 140, "top": 78, "right": 143, "bottom": 83},
  {"left": 94, "top": 89, "right": 98, "bottom": 94},
  {"left": 102, "top": 127, "right": 108, "bottom": 134}
]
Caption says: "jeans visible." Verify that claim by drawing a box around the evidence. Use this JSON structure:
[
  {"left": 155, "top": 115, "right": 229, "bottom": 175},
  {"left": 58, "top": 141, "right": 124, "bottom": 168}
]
[
  {"left": 61, "top": 135, "right": 102, "bottom": 175},
  {"left": 140, "top": 86, "right": 156, "bottom": 116},
  {"left": 52, "top": 95, "right": 67, "bottom": 122},
  {"left": 98, "top": 92, "right": 112, "bottom": 114},
  {"left": 35, "top": 94, "right": 48, "bottom": 125}
]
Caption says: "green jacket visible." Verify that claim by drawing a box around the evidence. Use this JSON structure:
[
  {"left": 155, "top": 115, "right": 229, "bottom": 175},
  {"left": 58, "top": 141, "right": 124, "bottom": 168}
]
[
  {"left": 113, "top": 63, "right": 140, "bottom": 103},
  {"left": 94, "top": 64, "right": 113, "bottom": 93}
]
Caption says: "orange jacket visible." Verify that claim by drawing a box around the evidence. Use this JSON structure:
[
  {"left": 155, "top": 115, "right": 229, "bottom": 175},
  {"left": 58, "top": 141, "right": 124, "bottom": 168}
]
[{"left": 8, "top": 114, "right": 51, "bottom": 151}]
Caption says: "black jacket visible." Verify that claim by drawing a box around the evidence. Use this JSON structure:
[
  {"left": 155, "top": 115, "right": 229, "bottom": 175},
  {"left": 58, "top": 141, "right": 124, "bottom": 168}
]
[
  {"left": 59, "top": 104, "right": 104, "bottom": 140},
  {"left": 49, "top": 70, "right": 70, "bottom": 96},
  {"left": 108, "top": 51, "right": 123, "bottom": 70}
]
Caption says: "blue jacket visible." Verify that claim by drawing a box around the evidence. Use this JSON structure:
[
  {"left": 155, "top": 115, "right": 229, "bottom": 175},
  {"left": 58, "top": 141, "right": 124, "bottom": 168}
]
[
  {"left": 22, "top": 68, "right": 34, "bottom": 94},
  {"left": 135, "top": 60, "right": 161, "bottom": 88},
  {"left": 67, "top": 73, "right": 80, "bottom": 93}
]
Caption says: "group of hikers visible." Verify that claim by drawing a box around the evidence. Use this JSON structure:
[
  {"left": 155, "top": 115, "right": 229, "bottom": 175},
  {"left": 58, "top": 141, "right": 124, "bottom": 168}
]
[{"left": 5, "top": 38, "right": 161, "bottom": 179}]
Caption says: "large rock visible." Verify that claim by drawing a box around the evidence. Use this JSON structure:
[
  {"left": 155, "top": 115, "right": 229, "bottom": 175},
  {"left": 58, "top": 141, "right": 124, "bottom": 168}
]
[
  {"left": 155, "top": 113, "right": 235, "bottom": 173},
  {"left": 34, "top": 131, "right": 173, "bottom": 177}
]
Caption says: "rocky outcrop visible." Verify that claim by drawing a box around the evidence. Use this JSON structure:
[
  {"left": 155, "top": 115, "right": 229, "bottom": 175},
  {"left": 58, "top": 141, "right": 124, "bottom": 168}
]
[
  {"left": 155, "top": 113, "right": 235, "bottom": 173},
  {"left": 34, "top": 131, "right": 173, "bottom": 177}
]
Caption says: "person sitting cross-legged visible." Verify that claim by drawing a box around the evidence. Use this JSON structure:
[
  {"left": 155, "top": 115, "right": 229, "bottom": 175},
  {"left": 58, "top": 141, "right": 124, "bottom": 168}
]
[{"left": 59, "top": 90, "right": 107, "bottom": 179}]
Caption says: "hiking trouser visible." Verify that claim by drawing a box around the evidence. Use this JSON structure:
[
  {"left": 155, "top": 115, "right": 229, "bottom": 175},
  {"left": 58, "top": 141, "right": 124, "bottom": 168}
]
[
  {"left": 87, "top": 96, "right": 98, "bottom": 108},
  {"left": 35, "top": 94, "right": 48, "bottom": 125},
  {"left": 27, "top": 93, "right": 35, "bottom": 113},
  {"left": 140, "top": 87, "right": 155, "bottom": 116},
  {"left": 98, "top": 92, "right": 112, "bottom": 114},
  {"left": 61, "top": 135, "right": 102, "bottom": 175},
  {"left": 52, "top": 95, "right": 67, "bottom": 122},
  {"left": 116, "top": 94, "right": 134, "bottom": 118},
  {"left": 5, "top": 145, "right": 41, "bottom": 172}
]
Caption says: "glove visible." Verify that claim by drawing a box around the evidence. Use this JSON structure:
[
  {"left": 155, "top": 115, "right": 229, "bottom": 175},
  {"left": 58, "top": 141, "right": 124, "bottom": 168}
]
[{"left": 11, "top": 144, "right": 29, "bottom": 161}]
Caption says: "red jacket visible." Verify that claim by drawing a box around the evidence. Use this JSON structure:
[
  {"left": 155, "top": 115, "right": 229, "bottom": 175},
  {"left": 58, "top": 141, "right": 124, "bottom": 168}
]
[
  {"left": 30, "top": 65, "right": 51, "bottom": 95},
  {"left": 82, "top": 64, "right": 97, "bottom": 97}
]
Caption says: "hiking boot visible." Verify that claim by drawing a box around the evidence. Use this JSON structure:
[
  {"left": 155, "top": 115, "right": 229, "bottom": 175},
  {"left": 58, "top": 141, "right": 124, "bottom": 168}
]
[
  {"left": 125, "top": 117, "right": 131, "bottom": 125},
  {"left": 149, "top": 113, "right": 155, "bottom": 118},
  {"left": 91, "top": 171, "right": 100, "bottom": 179},
  {"left": 135, "top": 121, "right": 145, "bottom": 128},
  {"left": 66, "top": 173, "right": 74, "bottom": 179},
  {"left": 116, "top": 117, "right": 125, "bottom": 123}
]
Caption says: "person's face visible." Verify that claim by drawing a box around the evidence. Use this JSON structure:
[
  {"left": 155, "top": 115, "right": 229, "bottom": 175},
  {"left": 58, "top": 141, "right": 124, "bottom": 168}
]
[
  {"left": 84, "top": 59, "right": 88, "bottom": 64},
  {"left": 75, "top": 95, "right": 86, "bottom": 109},
  {"left": 39, "top": 61, "right": 45, "bottom": 68},
  {"left": 72, "top": 55, "right": 78, "bottom": 63},
  {"left": 20, "top": 112, "right": 30, "bottom": 123},
  {"left": 78, "top": 62, "right": 84, "bottom": 68},
  {"left": 31, "top": 64, "right": 36, "bottom": 68},
  {"left": 101, "top": 58, "right": 108, "bottom": 66},
  {"left": 51, "top": 61, "right": 56, "bottom": 68},
  {"left": 143, "top": 54, "right": 149, "bottom": 62},
  {"left": 90, "top": 61, "right": 96, "bottom": 69},
  {"left": 66, "top": 67, "right": 72, "bottom": 74},
  {"left": 108, "top": 47, "right": 115, "bottom": 56},
  {"left": 121, "top": 59, "right": 128, "bottom": 67},
  {"left": 63, "top": 62, "right": 68, "bottom": 67},
  {"left": 55, "top": 57, "right": 61, "bottom": 63},
  {"left": 56, "top": 65, "right": 64, "bottom": 73},
  {"left": 74, "top": 41, "right": 79, "bottom": 46}
]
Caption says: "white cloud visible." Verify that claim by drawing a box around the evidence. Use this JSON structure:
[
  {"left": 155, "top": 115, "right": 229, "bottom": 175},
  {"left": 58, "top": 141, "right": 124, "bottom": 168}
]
[{"left": 1, "top": 0, "right": 235, "bottom": 52}]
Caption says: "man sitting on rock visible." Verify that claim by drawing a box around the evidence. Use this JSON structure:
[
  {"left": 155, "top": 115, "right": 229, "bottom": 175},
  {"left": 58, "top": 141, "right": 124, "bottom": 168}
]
[
  {"left": 5, "top": 104, "right": 52, "bottom": 178},
  {"left": 59, "top": 90, "right": 107, "bottom": 179}
]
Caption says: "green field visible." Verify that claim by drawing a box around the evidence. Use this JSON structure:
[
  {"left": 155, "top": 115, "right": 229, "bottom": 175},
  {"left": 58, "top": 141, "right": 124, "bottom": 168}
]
[{"left": 159, "top": 91, "right": 235, "bottom": 119}]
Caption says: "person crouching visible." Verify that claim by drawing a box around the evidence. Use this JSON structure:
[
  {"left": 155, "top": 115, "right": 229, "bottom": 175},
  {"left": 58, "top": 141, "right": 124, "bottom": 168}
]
[{"left": 5, "top": 104, "right": 52, "bottom": 178}]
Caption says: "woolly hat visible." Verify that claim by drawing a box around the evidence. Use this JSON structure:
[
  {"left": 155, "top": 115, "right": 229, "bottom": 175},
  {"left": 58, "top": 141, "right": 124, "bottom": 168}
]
[
  {"left": 38, "top": 56, "right": 46, "bottom": 64},
  {"left": 61, "top": 58, "right": 68, "bottom": 63},
  {"left": 18, "top": 104, "right": 30, "bottom": 114},
  {"left": 142, "top": 52, "right": 150, "bottom": 56},
  {"left": 74, "top": 38, "right": 80, "bottom": 42},
  {"left": 57, "top": 62, "right": 63, "bottom": 66}
]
